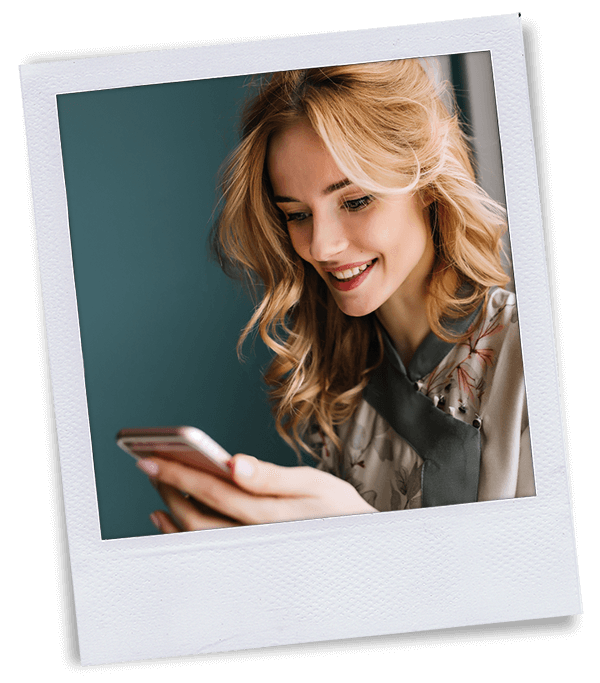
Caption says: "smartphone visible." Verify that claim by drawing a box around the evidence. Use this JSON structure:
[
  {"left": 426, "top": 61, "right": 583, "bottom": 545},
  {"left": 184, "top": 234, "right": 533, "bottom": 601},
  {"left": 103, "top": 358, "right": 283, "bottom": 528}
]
[{"left": 116, "top": 426, "right": 233, "bottom": 479}]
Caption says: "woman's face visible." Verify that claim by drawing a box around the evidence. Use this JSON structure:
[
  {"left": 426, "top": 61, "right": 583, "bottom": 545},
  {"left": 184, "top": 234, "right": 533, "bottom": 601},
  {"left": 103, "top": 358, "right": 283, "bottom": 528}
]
[{"left": 267, "top": 120, "right": 434, "bottom": 318}]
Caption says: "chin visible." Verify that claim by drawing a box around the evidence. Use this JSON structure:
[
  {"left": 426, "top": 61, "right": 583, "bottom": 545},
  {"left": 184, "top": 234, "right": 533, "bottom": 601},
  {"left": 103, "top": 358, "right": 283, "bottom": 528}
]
[{"left": 333, "top": 296, "right": 380, "bottom": 318}]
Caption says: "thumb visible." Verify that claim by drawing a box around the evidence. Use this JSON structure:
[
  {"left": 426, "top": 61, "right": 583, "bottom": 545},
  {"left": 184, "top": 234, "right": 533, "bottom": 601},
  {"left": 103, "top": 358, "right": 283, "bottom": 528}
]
[
  {"left": 230, "top": 454, "right": 319, "bottom": 497},
  {"left": 229, "top": 454, "right": 260, "bottom": 487}
]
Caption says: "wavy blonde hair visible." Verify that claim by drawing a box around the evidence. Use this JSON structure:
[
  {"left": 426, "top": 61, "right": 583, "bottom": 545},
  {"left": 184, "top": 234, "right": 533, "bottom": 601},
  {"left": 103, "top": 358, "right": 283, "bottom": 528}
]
[{"left": 212, "top": 59, "right": 509, "bottom": 456}]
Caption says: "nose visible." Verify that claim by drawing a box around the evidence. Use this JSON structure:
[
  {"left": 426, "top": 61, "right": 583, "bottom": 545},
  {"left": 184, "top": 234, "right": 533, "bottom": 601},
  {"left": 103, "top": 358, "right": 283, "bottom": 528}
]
[{"left": 309, "top": 212, "right": 349, "bottom": 263}]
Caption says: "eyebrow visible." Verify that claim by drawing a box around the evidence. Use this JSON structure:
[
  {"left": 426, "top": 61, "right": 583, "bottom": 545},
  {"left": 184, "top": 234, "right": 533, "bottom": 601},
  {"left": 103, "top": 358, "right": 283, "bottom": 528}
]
[{"left": 273, "top": 178, "right": 352, "bottom": 203}]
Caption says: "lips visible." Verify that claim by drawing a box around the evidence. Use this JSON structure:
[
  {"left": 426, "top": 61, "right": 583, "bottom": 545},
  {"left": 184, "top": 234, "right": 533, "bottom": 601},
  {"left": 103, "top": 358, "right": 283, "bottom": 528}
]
[
  {"left": 326, "top": 259, "right": 377, "bottom": 292},
  {"left": 329, "top": 260, "right": 373, "bottom": 281}
]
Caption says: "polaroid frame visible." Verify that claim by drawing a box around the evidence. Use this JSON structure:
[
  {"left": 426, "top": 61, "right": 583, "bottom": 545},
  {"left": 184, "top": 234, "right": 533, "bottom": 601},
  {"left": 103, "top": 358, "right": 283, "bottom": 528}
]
[{"left": 20, "top": 13, "right": 581, "bottom": 665}]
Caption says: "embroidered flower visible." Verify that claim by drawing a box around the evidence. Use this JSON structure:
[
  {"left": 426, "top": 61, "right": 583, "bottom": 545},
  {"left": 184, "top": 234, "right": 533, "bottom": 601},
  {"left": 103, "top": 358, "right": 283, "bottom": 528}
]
[
  {"left": 390, "top": 462, "right": 423, "bottom": 510},
  {"left": 471, "top": 346, "right": 495, "bottom": 368},
  {"left": 454, "top": 362, "right": 477, "bottom": 396}
]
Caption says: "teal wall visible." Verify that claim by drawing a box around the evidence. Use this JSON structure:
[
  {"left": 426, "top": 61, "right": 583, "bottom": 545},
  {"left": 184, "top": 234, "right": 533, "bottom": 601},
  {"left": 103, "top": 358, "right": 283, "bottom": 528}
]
[{"left": 57, "top": 76, "right": 297, "bottom": 540}]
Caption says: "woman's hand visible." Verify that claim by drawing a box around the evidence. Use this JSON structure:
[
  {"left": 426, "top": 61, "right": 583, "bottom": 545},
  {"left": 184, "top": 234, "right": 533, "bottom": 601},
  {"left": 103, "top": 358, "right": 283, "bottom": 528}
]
[{"left": 137, "top": 454, "right": 377, "bottom": 533}]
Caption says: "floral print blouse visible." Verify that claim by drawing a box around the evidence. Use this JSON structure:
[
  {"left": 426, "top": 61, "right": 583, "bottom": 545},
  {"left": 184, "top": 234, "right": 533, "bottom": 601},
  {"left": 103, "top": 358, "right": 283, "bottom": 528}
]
[{"left": 308, "top": 288, "right": 535, "bottom": 511}]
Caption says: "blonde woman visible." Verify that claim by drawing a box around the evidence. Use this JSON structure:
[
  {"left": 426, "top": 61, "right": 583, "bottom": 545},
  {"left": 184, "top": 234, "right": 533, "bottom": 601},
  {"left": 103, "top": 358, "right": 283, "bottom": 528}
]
[{"left": 137, "top": 59, "right": 535, "bottom": 532}]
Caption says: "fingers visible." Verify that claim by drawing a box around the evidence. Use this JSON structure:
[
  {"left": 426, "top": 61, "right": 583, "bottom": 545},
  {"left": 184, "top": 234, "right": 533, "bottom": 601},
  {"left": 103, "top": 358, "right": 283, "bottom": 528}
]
[
  {"left": 151, "top": 510, "right": 180, "bottom": 534},
  {"left": 138, "top": 456, "right": 283, "bottom": 525},
  {"left": 137, "top": 455, "right": 343, "bottom": 526},
  {"left": 229, "top": 454, "right": 330, "bottom": 497},
  {"left": 155, "top": 483, "right": 240, "bottom": 532}
]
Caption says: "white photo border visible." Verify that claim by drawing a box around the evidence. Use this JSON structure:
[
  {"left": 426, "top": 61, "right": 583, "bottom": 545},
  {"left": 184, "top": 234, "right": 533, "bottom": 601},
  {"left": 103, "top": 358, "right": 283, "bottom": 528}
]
[{"left": 20, "top": 13, "right": 581, "bottom": 666}]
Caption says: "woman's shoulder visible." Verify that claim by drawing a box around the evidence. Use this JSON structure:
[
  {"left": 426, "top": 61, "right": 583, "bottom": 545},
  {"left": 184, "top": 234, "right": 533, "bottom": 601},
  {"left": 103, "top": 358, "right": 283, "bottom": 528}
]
[
  {"left": 472, "top": 286, "right": 523, "bottom": 374},
  {"left": 484, "top": 286, "right": 518, "bottom": 321},
  {"left": 453, "top": 286, "right": 527, "bottom": 429},
  {"left": 458, "top": 286, "right": 521, "bottom": 367},
  {"left": 421, "top": 286, "right": 523, "bottom": 417}
]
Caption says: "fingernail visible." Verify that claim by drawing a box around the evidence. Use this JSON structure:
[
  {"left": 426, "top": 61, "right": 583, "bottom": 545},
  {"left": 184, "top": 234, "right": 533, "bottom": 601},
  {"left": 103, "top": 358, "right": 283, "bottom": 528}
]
[
  {"left": 234, "top": 456, "right": 255, "bottom": 478},
  {"left": 137, "top": 458, "right": 159, "bottom": 477},
  {"left": 150, "top": 512, "right": 162, "bottom": 531}
]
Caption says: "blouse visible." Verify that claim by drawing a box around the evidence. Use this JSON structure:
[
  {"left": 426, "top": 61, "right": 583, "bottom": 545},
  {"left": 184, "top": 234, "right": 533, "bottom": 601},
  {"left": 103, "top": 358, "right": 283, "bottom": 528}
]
[{"left": 308, "top": 288, "right": 535, "bottom": 511}]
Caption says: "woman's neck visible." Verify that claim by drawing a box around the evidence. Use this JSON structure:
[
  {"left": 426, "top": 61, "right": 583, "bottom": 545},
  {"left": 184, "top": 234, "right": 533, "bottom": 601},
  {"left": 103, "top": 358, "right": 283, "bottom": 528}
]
[
  {"left": 376, "top": 293, "right": 431, "bottom": 367},
  {"left": 375, "top": 240, "right": 435, "bottom": 368}
]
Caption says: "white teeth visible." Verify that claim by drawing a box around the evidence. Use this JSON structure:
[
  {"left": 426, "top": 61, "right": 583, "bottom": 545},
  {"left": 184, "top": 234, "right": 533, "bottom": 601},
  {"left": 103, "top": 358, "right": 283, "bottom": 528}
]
[{"left": 331, "top": 260, "right": 373, "bottom": 280}]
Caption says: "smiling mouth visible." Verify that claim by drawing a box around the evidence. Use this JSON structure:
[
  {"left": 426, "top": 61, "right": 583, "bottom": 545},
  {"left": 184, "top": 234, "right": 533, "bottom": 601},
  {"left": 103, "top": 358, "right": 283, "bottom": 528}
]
[
  {"left": 327, "top": 259, "right": 377, "bottom": 292},
  {"left": 329, "top": 259, "right": 375, "bottom": 282}
]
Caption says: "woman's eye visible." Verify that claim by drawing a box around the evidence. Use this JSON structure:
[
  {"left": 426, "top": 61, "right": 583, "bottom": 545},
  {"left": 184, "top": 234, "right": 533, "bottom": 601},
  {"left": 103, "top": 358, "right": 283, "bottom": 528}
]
[
  {"left": 285, "top": 211, "right": 311, "bottom": 223},
  {"left": 344, "top": 195, "right": 374, "bottom": 212}
]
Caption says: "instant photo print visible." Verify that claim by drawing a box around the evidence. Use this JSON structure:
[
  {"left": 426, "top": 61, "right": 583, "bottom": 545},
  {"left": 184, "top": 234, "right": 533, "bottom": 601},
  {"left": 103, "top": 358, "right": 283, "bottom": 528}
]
[{"left": 20, "top": 13, "right": 581, "bottom": 665}]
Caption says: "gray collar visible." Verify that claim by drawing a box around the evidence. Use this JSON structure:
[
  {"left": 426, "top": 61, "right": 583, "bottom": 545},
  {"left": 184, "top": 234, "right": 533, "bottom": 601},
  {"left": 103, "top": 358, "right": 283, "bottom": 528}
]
[{"left": 363, "top": 302, "right": 484, "bottom": 508}]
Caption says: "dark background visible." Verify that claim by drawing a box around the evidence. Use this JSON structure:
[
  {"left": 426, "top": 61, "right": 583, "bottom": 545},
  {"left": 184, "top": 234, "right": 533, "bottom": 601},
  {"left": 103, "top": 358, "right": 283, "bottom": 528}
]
[
  {"left": 58, "top": 75, "right": 297, "bottom": 540},
  {"left": 15, "top": 13, "right": 580, "bottom": 678}
]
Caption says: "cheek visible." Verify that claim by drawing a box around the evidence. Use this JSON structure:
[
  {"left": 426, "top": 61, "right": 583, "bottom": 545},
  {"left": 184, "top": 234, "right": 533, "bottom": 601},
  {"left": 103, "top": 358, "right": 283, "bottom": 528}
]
[
  {"left": 288, "top": 227, "right": 312, "bottom": 261},
  {"left": 383, "top": 209, "right": 430, "bottom": 256}
]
